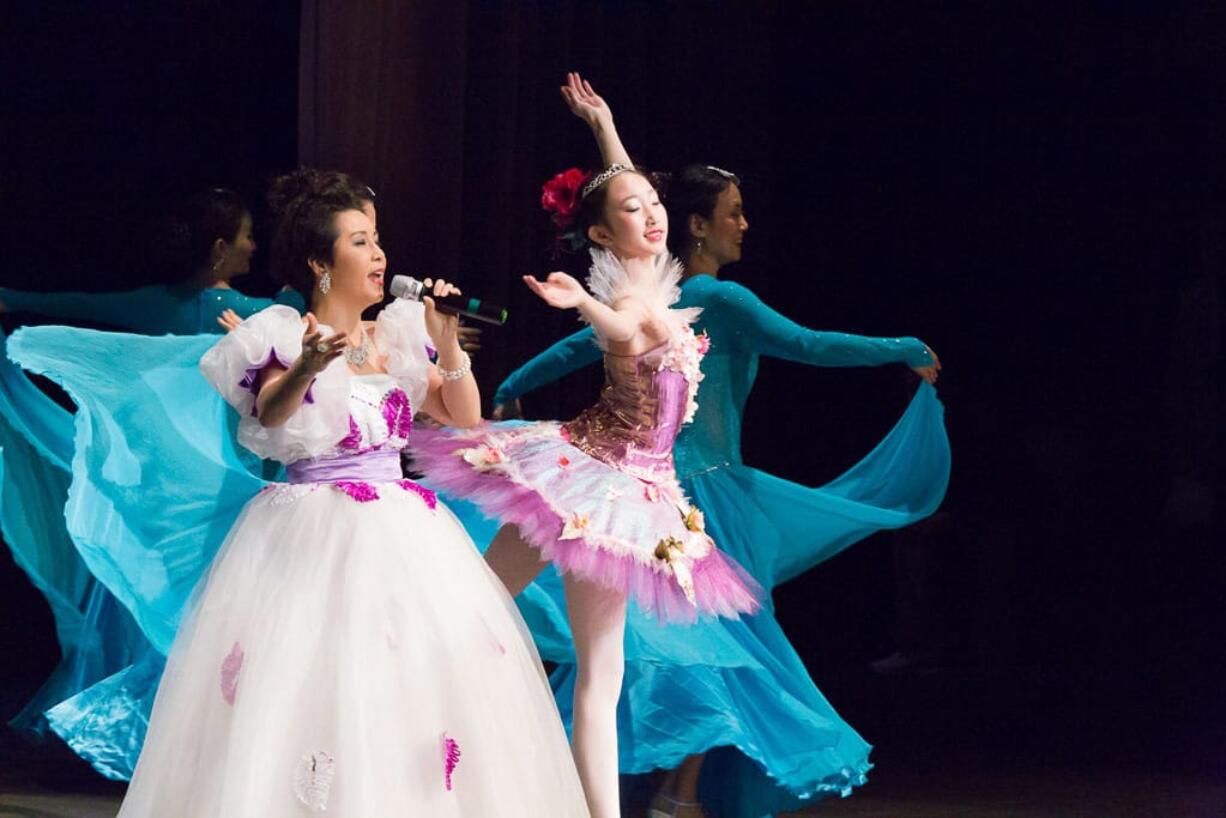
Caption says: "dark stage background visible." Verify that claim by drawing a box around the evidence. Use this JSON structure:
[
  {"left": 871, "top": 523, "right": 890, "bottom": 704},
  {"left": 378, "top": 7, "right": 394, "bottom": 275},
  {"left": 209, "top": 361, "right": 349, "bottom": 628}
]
[{"left": 2, "top": 0, "right": 1224, "bottom": 804}]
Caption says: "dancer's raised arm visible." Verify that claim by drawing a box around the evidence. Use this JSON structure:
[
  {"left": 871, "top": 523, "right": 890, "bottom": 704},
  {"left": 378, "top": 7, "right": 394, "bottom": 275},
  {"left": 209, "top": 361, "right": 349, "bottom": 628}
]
[{"left": 561, "top": 72, "right": 633, "bottom": 169}]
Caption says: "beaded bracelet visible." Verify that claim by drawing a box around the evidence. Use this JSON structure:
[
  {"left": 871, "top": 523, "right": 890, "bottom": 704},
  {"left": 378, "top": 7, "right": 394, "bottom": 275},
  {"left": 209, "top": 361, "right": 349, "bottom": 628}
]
[{"left": 438, "top": 352, "right": 472, "bottom": 381}]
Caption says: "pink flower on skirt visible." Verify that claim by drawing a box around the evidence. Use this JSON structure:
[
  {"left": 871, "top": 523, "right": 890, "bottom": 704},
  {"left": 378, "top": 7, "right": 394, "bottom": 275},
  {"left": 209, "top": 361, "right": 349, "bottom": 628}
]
[
  {"left": 220, "top": 642, "right": 244, "bottom": 705},
  {"left": 443, "top": 734, "right": 462, "bottom": 791}
]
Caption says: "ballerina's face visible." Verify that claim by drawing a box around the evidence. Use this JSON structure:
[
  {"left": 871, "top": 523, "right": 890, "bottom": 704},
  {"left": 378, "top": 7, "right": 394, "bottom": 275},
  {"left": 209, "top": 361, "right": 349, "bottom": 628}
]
[
  {"left": 588, "top": 172, "right": 669, "bottom": 260},
  {"left": 694, "top": 183, "right": 748, "bottom": 266},
  {"left": 314, "top": 208, "right": 386, "bottom": 308}
]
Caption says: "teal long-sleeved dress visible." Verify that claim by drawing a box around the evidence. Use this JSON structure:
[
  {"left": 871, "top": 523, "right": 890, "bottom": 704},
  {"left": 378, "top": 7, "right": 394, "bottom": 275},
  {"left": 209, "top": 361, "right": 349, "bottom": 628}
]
[
  {"left": 0, "top": 283, "right": 303, "bottom": 778},
  {"left": 486, "top": 274, "right": 950, "bottom": 817},
  {"left": 0, "top": 284, "right": 304, "bottom": 337}
]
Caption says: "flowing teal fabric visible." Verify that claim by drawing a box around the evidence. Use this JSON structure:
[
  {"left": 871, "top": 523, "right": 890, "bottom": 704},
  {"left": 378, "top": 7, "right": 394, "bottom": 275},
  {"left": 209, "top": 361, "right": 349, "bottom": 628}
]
[
  {"left": 7, "top": 326, "right": 267, "bottom": 778},
  {"left": 488, "top": 274, "right": 951, "bottom": 817},
  {"left": 0, "top": 329, "right": 144, "bottom": 742},
  {"left": 0, "top": 285, "right": 296, "bottom": 777}
]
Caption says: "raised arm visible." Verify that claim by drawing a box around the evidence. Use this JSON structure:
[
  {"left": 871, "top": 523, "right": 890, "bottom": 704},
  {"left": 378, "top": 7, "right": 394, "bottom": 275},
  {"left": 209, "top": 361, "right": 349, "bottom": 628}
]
[
  {"left": 561, "top": 72, "right": 633, "bottom": 169},
  {"left": 710, "top": 280, "right": 940, "bottom": 381},
  {"left": 522, "top": 272, "right": 644, "bottom": 344},
  {"left": 493, "top": 326, "right": 600, "bottom": 406},
  {"left": 0, "top": 285, "right": 165, "bottom": 333}
]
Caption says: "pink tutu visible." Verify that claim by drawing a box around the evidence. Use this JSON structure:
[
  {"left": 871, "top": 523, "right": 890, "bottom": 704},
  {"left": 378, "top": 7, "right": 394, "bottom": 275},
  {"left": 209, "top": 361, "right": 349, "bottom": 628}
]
[{"left": 411, "top": 420, "right": 761, "bottom": 622}]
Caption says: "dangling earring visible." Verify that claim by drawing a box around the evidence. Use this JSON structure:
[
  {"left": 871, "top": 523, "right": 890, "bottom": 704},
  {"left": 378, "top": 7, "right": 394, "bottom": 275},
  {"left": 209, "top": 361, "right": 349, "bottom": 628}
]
[
  {"left": 695, "top": 238, "right": 704, "bottom": 255},
  {"left": 319, "top": 271, "right": 332, "bottom": 294}
]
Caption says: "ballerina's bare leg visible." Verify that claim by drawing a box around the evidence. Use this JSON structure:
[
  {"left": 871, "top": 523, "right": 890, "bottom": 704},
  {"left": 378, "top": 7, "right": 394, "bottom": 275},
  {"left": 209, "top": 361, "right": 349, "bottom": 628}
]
[
  {"left": 484, "top": 524, "right": 548, "bottom": 596},
  {"left": 485, "top": 524, "right": 628, "bottom": 818},
  {"left": 564, "top": 572, "right": 627, "bottom": 818}
]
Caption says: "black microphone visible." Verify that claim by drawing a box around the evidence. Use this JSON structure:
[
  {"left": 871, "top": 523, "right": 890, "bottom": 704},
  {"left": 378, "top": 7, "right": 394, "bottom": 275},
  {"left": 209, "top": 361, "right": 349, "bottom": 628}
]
[{"left": 388, "top": 275, "right": 508, "bottom": 325}]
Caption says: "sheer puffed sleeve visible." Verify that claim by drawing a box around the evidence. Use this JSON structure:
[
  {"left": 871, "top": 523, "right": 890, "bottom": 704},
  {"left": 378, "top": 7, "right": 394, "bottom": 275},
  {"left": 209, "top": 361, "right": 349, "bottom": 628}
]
[
  {"left": 198, "top": 305, "right": 349, "bottom": 463},
  {"left": 374, "top": 299, "right": 433, "bottom": 411},
  {"left": 493, "top": 327, "right": 601, "bottom": 405},
  {"left": 707, "top": 280, "right": 933, "bottom": 368}
]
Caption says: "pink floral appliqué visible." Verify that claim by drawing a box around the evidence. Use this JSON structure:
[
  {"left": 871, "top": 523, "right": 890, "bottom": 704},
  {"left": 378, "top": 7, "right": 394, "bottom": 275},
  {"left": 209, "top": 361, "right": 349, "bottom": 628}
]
[
  {"left": 397, "top": 480, "right": 438, "bottom": 510},
  {"left": 220, "top": 642, "right": 244, "bottom": 705},
  {"left": 382, "top": 388, "right": 413, "bottom": 440},
  {"left": 333, "top": 481, "right": 380, "bottom": 502},
  {"left": 339, "top": 414, "right": 363, "bottom": 451},
  {"left": 457, "top": 444, "right": 507, "bottom": 473},
  {"left": 443, "top": 734, "right": 462, "bottom": 792}
]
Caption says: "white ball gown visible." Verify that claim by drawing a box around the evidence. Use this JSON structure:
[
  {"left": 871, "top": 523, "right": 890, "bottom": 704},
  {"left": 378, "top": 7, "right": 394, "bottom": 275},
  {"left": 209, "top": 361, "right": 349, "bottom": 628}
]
[{"left": 113, "top": 301, "right": 588, "bottom": 816}]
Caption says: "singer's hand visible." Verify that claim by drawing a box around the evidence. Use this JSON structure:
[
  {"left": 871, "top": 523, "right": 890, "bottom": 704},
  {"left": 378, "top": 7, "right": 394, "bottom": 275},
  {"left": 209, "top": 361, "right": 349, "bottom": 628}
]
[
  {"left": 492, "top": 399, "right": 523, "bottom": 420},
  {"left": 457, "top": 323, "right": 483, "bottom": 355},
  {"left": 216, "top": 308, "right": 242, "bottom": 333},
  {"left": 910, "top": 346, "right": 942, "bottom": 385},
  {"left": 561, "top": 72, "right": 614, "bottom": 132},
  {"left": 299, "top": 313, "right": 348, "bottom": 374},
  {"left": 422, "top": 277, "right": 462, "bottom": 346},
  {"left": 523, "top": 272, "right": 588, "bottom": 310}
]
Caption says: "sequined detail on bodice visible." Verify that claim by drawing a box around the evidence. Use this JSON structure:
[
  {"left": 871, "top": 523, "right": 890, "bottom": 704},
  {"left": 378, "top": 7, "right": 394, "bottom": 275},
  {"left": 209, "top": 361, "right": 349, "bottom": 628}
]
[
  {"left": 334, "top": 374, "right": 413, "bottom": 456},
  {"left": 564, "top": 329, "right": 706, "bottom": 483}
]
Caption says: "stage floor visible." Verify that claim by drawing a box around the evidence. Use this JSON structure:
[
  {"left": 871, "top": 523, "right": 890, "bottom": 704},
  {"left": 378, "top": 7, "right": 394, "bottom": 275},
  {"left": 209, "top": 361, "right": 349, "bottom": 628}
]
[{"left": 2, "top": 769, "right": 1223, "bottom": 817}]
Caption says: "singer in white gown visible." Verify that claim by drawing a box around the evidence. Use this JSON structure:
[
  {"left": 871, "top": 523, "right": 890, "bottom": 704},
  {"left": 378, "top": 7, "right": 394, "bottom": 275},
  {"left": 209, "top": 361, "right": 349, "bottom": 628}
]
[{"left": 113, "top": 296, "right": 588, "bottom": 816}]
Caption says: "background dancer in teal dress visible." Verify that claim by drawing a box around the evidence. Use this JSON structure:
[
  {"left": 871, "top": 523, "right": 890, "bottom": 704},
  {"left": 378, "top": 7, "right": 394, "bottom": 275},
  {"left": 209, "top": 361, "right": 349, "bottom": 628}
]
[
  {"left": 0, "top": 187, "right": 305, "bottom": 332},
  {"left": 484, "top": 74, "right": 950, "bottom": 818}
]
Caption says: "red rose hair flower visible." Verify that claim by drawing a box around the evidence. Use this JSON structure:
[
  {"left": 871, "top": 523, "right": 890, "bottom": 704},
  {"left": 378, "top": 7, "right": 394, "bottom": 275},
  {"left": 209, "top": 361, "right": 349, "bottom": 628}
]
[{"left": 541, "top": 168, "right": 591, "bottom": 228}]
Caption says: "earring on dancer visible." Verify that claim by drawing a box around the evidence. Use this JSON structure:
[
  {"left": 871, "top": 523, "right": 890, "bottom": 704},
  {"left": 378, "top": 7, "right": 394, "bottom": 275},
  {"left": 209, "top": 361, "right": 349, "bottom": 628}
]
[
  {"left": 319, "top": 271, "right": 332, "bottom": 294},
  {"left": 695, "top": 239, "right": 704, "bottom": 255}
]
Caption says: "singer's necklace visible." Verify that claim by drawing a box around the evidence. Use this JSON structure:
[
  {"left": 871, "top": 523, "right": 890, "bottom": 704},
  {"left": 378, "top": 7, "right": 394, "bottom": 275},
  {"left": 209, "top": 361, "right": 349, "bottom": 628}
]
[{"left": 344, "top": 327, "right": 373, "bottom": 367}]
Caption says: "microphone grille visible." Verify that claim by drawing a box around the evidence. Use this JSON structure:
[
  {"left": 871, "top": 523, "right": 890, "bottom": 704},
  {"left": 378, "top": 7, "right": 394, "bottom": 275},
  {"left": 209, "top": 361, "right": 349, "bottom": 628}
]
[{"left": 388, "top": 274, "right": 420, "bottom": 300}]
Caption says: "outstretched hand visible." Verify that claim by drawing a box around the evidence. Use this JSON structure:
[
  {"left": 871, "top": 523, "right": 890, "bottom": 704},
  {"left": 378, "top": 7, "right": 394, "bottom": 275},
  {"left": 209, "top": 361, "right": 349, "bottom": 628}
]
[
  {"left": 560, "top": 72, "right": 613, "bottom": 130},
  {"left": 299, "top": 313, "right": 348, "bottom": 374},
  {"left": 522, "top": 272, "right": 588, "bottom": 310},
  {"left": 911, "top": 347, "right": 942, "bottom": 385},
  {"left": 216, "top": 308, "right": 242, "bottom": 333}
]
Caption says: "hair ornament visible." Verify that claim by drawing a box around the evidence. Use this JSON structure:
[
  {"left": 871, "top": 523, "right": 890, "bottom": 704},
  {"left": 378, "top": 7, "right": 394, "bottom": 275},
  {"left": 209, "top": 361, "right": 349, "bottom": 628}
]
[
  {"left": 705, "top": 165, "right": 740, "bottom": 182},
  {"left": 581, "top": 163, "right": 632, "bottom": 198}
]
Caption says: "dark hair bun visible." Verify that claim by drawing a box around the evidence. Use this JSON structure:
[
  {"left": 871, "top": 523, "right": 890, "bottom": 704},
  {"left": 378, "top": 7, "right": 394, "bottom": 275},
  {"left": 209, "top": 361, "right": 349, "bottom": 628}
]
[{"left": 268, "top": 168, "right": 373, "bottom": 303}]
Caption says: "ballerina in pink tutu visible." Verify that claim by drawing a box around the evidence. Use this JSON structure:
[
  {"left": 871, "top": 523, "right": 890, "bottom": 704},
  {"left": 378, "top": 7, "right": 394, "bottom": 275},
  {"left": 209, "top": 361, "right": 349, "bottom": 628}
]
[{"left": 411, "top": 164, "right": 761, "bottom": 817}]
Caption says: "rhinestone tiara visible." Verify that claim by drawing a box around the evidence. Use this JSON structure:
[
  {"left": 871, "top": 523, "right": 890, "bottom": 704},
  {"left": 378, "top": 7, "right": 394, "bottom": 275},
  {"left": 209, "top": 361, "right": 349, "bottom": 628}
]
[{"left": 581, "top": 163, "right": 632, "bottom": 199}]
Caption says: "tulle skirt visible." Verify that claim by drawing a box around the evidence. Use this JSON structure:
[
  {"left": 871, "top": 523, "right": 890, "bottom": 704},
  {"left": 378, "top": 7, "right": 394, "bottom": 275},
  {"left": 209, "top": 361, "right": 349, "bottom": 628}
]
[
  {"left": 411, "top": 420, "right": 761, "bottom": 622},
  {"left": 117, "top": 482, "right": 587, "bottom": 817}
]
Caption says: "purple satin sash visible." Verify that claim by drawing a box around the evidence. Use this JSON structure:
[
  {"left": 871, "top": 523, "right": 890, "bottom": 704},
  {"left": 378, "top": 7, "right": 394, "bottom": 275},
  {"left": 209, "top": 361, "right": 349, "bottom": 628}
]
[{"left": 286, "top": 448, "right": 402, "bottom": 484}]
